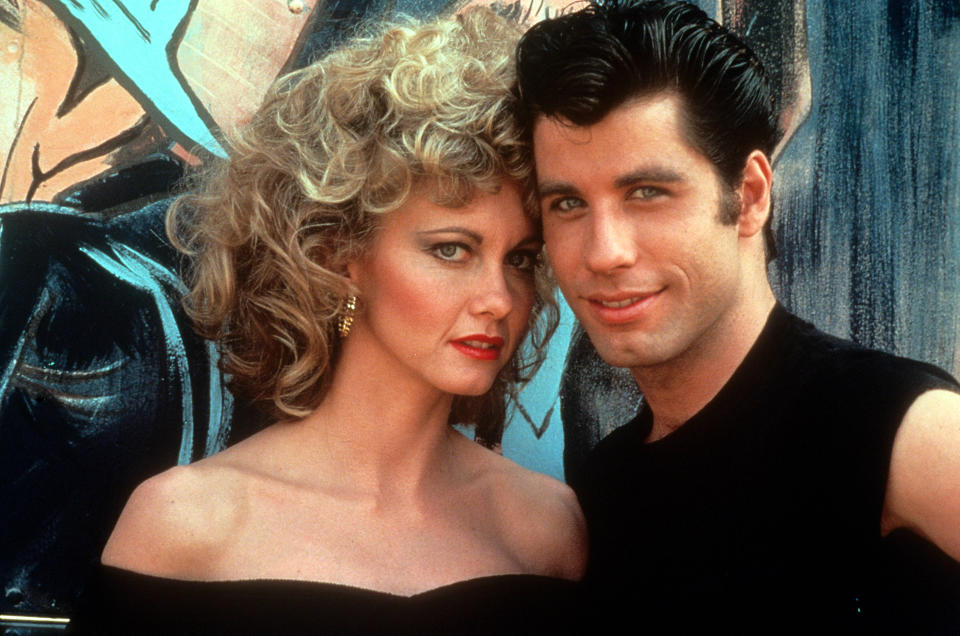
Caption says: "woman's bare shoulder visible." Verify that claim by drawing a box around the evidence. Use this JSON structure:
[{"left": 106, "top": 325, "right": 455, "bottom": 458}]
[
  {"left": 100, "top": 460, "right": 247, "bottom": 578},
  {"left": 474, "top": 449, "right": 588, "bottom": 580}
]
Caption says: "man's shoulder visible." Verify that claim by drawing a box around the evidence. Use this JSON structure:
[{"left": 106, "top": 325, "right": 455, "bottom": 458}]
[
  {"left": 776, "top": 307, "right": 864, "bottom": 361},
  {"left": 772, "top": 309, "right": 959, "bottom": 463},
  {"left": 776, "top": 308, "right": 957, "bottom": 390}
]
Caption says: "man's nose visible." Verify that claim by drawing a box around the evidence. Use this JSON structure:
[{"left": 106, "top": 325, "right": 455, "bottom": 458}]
[{"left": 584, "top": 209, "right": 638, "bottom": 274}]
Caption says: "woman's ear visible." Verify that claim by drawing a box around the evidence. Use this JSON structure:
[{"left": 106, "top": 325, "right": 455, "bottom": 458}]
[
  {"left": 736, "top": 150, "right": 773, "bottom": 238},
  {"left": 344, "top": 256, "right": 366, "bottom": 288}
]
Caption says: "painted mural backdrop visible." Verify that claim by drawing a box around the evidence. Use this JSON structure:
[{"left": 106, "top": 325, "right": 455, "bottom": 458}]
[{"left": 1, "top": 0, "right": 958, "bottom": 627}]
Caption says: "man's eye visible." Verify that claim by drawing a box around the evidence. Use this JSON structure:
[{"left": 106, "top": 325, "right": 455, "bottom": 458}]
[
  {"left": 548, "top": 197, "right": 584, "bottom": 213},
  {"left": 629, "top": 186, "right": 662, "bottom": 200},
  {"left": 432, "top": 243, "right": 469, "bottom": 262}
]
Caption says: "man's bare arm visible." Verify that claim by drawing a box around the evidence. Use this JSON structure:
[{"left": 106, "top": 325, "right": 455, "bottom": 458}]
[{"left": 883, "top": 389, "right": 960, "bottom": 560}]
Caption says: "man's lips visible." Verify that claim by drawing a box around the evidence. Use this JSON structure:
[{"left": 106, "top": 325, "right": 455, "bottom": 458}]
[
  {"left": 451, "top": 334, "right": 505, "bottom": 361},
  {"left": 586, "top": 289, "right": 664, "bottom": 324}
]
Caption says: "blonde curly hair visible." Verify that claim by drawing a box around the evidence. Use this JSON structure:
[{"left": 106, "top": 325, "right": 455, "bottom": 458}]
[{"left": 168, "top": 7, "right": 557, "bottom": 445}]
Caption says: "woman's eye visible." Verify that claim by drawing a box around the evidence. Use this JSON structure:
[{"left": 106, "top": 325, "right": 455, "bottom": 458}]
[
  {"left": 432, "top": 243, "right": 469, "bottom": 262},
  {"left": 506, "top": 250, "right": 538, "bottom": 272}
]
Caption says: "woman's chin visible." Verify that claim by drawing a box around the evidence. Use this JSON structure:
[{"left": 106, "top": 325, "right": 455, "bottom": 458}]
[{"left": 443, "top": 378, "right": 496, "bottom": 398}]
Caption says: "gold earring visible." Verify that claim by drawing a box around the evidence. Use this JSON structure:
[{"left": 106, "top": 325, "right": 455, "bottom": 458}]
[{"left": 338, "top": 295, "right": 357, "bottom": 338}]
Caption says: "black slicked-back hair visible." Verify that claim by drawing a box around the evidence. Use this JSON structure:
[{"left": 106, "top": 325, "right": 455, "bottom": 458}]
[{"left": 516, "top": 0, "right": 781, "bottom": 190}]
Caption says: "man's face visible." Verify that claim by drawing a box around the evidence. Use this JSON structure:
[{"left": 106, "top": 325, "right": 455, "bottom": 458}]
[{"left": 534, "top": 93, "right": 746, "bottom": 373}]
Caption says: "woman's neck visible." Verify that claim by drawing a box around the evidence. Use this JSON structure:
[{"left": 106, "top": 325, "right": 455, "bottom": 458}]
[{"left": 279, "top": 331, "right": 464, "bottom": 503}]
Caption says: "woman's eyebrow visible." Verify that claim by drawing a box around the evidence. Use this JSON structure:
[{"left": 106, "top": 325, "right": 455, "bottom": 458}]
[
  {"left": 417, "top": 227, "right": 484, "bottom": 243},
  {"left": 515, "top": 234, "right": 542, "bottom": 248}
]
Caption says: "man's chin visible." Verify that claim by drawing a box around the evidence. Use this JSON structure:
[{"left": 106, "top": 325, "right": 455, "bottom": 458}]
[{"left": 588, "top": 336, "right": 671, "bottom": 371}]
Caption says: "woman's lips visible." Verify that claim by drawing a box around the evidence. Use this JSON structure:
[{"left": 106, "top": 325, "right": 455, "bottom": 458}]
[{"left": 450, "top": 335, "right": 504, "bottom": 360}]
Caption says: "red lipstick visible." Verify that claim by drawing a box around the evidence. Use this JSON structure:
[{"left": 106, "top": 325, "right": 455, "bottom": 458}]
[{"left": 451, "top": 334, "right": 504, "bottom": 361}]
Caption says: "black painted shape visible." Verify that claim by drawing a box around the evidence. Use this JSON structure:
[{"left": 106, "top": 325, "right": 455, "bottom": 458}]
[
  {"left": 295, "top": 0, "right": 457, "bottom": 68},
  {"left": 0, "top": 197, "right": 255, "bottom": 618},
  {"left": 723, "top": 0, "right": 807, "bottom": 136},
  {"left": 56, "top": 154, "right": 184, "bottom": 216},
  {"left": 559, "top": 325, "right": 641, "bottom": 486}
]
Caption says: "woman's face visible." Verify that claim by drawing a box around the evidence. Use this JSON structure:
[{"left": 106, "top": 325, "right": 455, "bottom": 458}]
[{"left": 347, "top": 180, "right": 539, "bottom": 397}]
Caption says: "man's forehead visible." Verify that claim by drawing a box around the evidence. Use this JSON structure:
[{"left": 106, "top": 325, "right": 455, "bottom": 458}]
[
  {"left": 531, "top": 114, "right": 593, "bottom": 146},
  {"left": 531, "top": 93, "right": 720, "bottom": 184},
  {"left": 531, "top": 92, "right": 688, "bottom": 144}
]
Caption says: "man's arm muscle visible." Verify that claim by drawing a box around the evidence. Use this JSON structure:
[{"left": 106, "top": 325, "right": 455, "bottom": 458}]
[{"left": 883, "top": 389, "right": 960, "bottom": 560}]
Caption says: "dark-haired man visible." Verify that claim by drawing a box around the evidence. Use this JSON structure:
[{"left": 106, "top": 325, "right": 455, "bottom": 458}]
[{"left": 516, "top": 0, "right": 960, "bottom": 631}]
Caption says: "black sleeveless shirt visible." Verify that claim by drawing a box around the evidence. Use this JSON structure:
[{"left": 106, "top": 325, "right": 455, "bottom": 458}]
[{"left": 573, "top": 305, "right": 960, "bottom": 634}]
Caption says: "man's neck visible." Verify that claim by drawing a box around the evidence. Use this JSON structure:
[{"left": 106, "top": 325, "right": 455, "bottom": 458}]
[{"left": 633, "top": 293, "right": 777, "bottom": 442}]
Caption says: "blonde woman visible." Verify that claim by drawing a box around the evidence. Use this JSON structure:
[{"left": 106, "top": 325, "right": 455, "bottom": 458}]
[{"left": 71, "top": 7, "right": 586, "bottom": 634}]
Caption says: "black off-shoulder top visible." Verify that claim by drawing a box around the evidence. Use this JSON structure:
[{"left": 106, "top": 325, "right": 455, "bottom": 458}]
[{"left": 69, "top": 565, "right": 585, "bottom": 635}]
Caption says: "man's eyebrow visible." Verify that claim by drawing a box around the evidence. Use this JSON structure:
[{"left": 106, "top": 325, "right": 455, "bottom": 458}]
[
  {"left": 538, "top": 169, "right": 686, "bottom": 198},
  {"left": 537, "top": 181, "right": 579, "bottom": 198},
  {"left": 417, "top": 227, "right": 483, "bottom": 243},
  {"left": 613, "top": 168, "right": 685, "bottom": 189}
]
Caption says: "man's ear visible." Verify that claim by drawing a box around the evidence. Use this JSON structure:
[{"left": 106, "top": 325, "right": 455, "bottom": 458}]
[{"left": 737, "top": 150, "right": 773, "bottom": 238}]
